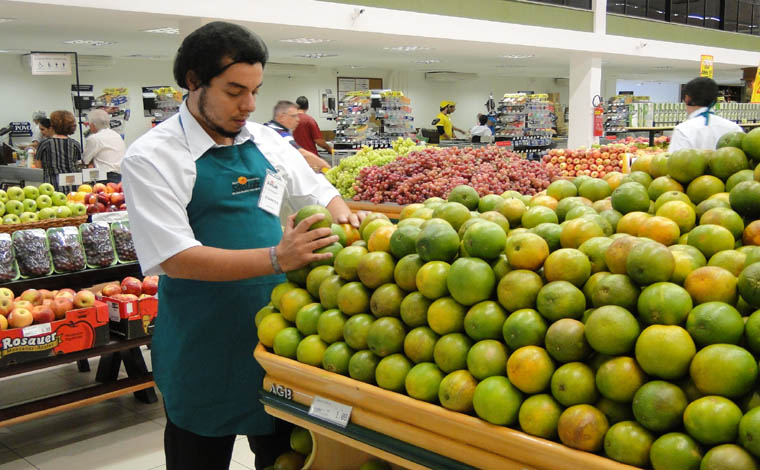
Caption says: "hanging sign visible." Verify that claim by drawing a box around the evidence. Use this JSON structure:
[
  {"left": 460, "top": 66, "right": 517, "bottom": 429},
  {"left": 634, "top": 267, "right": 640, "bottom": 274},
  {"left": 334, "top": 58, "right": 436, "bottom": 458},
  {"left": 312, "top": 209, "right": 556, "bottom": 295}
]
[
  {"left": 752, "top": 67, "right": 760, "bottom": 104},
  {"left": 700, "top": 55, "right": 714, "bottom": 79},
  {"left": 594, "top": 106, "right": 605, "bottom": 137},
  {"left": 30, "top": 53, "right": 71, "bottom": 76}
]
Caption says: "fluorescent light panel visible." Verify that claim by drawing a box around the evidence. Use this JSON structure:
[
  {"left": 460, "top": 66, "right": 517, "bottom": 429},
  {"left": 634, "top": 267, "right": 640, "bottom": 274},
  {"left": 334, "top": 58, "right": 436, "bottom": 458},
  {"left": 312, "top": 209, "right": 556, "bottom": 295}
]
[
  {"left": 384, "top": 45, "right": 433, "bottom": 52},
  {"left": 503, "top": 54, "right": 534, "bottom": 59},
  {"left": 63, "top": 39, "right": 116, "bottom": 46},
  {"left": 0, "top": 18, "right": 16, "bottom": 24},
  {"left": 415, "top": 59, "right": 440, "bottom": 64},
  {"left": 143, "top": 27, "right": 179, "bottom": 35},
  {"left": 296, "top": 53, "right": 338, "bottom": 59},
  {"left": 280, "top": 38, "right": 332, "bottom": 44}
]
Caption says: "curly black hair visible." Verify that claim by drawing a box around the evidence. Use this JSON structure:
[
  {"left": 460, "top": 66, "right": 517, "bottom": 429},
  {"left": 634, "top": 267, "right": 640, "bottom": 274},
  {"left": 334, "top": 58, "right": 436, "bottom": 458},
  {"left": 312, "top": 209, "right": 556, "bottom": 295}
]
[
  {"left": 683, "top": 77, "right": 719, "bottom": 107},
  {"left": 173, "top": 21, "right": 269, "bottom": 90}
]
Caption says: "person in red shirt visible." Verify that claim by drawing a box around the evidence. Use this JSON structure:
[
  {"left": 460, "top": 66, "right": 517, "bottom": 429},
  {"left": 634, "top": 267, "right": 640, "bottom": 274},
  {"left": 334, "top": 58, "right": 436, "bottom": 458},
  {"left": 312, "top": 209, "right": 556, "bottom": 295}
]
[{"left": 293, "top": 96, "right": 333, "bottom": 155}]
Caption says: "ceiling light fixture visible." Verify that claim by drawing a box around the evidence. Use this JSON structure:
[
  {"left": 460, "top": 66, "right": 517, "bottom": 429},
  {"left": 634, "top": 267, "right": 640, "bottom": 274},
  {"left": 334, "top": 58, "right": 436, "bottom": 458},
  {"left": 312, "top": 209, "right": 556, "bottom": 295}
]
[
  {"left": 496, "top": 64, "right": 528, "bottom": 68},
  {"left": 503, "top": 54, "right": 535, "bottom": 59},
  {"left": 653, "top": 65, "right": 673, "bottom": 70},
  {"left": 295, "top": 53, "right": 338, "bottom": 59},
  {"left": 123, "top": 54, "right": 170, "bottom": 60},
  {"left": 345, "top": 65, "right": 365, "bottom": 69},
  {"left": 0, "top": 18, "right": 16, "bottom": 24},
  {"left": 142, "top": 27, "right": 179, "bottom": 35},
  {"left": 384, "top": 45, "right": 433, "bottom": 52},
  {"left": 415, "top": 59, "right": 440, "bottom": 64},
  {"left": 280, "top": 38, "right": 332, "bottom": 44},
  {"left": 63, "top": 39, "right": 117, "bottom": 46}
]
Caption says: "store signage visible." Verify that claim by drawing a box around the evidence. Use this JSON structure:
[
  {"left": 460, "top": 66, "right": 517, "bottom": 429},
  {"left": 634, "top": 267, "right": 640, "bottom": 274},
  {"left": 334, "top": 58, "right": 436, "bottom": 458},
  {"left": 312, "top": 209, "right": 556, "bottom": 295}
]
[
  {"left": 752, "top": 67, "right": 760, "bottom": 104},
  {"left": 594, "top": 106, "right": 605, "bottom": 137},
  {"left": 9, "top": 122, "right": 32, "bottom": 137},
  {"left": 308, "top": 395, "right": 352, "bottom": 428},
  {"left": 700, "top": 55, "right": 714, "bottom": 79},
  {"left": 30, "top": 53, "right": 71, "bottom": 76}
]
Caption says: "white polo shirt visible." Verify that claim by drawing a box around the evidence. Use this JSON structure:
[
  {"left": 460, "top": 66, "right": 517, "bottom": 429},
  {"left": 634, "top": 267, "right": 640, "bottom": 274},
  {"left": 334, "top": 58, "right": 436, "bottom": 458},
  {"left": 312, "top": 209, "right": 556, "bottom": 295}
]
[
  {"left": 83, "top": 128, "right": 126, "bottom": 173},
  {"left": 668, "top": 107, "right": 744, "bottom": 152},
  {"left": 121, "top": 102, "right": 341, "bottom": 276}
]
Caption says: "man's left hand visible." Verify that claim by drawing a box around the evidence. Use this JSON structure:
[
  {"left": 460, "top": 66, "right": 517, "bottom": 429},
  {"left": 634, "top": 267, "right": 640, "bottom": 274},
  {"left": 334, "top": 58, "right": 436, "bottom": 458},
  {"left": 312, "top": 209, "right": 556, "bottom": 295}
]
[{"left": 336, "top": 210, "right": 367, "bottom": 228}]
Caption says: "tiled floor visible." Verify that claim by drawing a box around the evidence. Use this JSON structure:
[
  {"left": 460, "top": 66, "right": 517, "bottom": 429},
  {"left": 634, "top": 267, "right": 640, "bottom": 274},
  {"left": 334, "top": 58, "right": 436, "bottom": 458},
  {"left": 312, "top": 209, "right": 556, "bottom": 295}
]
[{"left": 0, "top": 349, "right": 256, "bottom": 470}]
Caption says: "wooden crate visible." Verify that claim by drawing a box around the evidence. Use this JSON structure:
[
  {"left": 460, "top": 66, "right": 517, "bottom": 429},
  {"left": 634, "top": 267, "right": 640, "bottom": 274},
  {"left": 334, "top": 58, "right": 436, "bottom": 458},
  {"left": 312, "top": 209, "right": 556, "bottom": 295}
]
[{"left": 255, "top": 344, "right": 640, "bottom": 470}]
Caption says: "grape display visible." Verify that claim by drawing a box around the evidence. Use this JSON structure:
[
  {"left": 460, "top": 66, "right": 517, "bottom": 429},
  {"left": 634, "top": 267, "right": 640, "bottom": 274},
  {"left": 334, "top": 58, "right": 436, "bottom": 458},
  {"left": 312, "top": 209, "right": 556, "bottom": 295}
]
[
  {"left": 354, "top": 146, "right": 556, "bottom": 204},
  {"left": 13, "top": 230, "right": 52, "bottom": 277},
  {"left": 0, "top": 236, "right": 17, "bottom": 282},
  {"left": 48, "top": 228, "right": 86, "bottom": 273},
  {"left": 112, "top": 223, "right": 137, "bottom": 262},
  {"left": 326, "top": 137, "right": 424, "bottom": 198},
  {"left": 80, "top": 223, "right": 115, "bottom": 268}
]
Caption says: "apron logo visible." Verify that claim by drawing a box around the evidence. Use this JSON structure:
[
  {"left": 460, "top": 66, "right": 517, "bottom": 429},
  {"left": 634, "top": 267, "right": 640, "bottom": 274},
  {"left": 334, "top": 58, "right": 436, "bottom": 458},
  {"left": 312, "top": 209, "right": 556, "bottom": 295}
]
[{"left": 232, "top": 176, "right": 261, "bottom": 195}]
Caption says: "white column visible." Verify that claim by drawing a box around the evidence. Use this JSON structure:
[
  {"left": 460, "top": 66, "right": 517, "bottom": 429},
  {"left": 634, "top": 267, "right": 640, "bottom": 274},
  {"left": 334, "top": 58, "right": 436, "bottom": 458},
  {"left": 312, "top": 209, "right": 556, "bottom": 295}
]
[
  {"left": 568, "top": 54, "right": 602, "bottom": 149},
  {"left": 592, "top": 0, "right": 607, "bottom": 34}
]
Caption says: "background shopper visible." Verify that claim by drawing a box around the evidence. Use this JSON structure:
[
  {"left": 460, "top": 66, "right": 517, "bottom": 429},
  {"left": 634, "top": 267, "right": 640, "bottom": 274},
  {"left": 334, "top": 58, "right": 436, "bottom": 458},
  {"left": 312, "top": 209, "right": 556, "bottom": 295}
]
[
  {"left": 293, "top": 96, "right": 333, "bottom": 155},
  {"left": 36, "top": 110, "right": 81, "bottom": 191},
  {"left": 83, "top": 109, "right": 126, "bottom": 183}
]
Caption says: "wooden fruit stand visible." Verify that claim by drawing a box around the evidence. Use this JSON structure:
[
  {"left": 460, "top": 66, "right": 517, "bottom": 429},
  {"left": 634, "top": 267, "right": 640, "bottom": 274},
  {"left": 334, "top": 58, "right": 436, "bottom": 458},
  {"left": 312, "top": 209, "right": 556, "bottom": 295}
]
[
  {"left": 346, "top": 200, "right": 404, "bottom": 220},
  {"left": 255, "top": 344, "right": 641, "bottom": 470}
]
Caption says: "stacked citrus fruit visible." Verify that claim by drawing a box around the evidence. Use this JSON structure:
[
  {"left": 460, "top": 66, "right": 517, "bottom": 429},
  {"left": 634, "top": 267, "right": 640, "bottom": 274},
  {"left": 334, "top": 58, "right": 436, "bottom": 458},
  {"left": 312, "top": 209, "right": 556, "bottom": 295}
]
[{"left": 259, "top": 128, "right": 760, "bottom": 470}]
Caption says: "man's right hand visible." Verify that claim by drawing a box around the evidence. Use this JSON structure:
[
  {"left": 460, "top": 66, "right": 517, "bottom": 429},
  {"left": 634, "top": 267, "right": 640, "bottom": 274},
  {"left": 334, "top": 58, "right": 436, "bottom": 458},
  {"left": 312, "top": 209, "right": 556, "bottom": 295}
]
[{"left": 276, "top": 213, "right": 338, "bottom": 272}]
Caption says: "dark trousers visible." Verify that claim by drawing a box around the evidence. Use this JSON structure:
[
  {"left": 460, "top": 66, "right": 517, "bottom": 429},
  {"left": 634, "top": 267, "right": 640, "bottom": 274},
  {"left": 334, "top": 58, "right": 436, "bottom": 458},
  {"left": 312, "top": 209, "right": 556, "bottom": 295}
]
[{"left": 164, "top": 412, "right": 293, "bottom": 470}]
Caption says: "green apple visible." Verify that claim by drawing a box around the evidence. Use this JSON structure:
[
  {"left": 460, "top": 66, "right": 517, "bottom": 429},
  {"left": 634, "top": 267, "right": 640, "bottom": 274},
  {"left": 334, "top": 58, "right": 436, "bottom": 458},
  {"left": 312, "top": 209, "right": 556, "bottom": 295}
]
[
  {"left": 70, "top": 202, "right": 87, "bottom": 216},
  {"left": 3, "top": 214, "right": 20, "bottom": 224},
  {"left": 38, "top": 207, "right": 55, "bottom": 220},
  {"left": 6, "top": 186, "right": 24, "bottom": 202},
  {"left": 36, "top": 195, "right": 52, "bottom": 210},
  {"left": 38, "top": 183, "right": 55, "bottom": 197},
  {"left": 19, "top": 212, "right": 38, "bottom": 223},
  {"left": 51, "top": 192, "right": 67, "bottom": 207},
  {"left": 55, "top": 206, "right": 72, "bottom": 218},
  {"left": 0, "top": 190, "right": 8, "bottom": 203},
  {"left": 5, "top": 200, "right": 24, "bottom": 216},
  {"left": 0, "top": 201, "right": 5, "bottom": 217},
  {"left": 22, "top": 199, "right": 36, "bottom": 213},
  {"left": 23, "top": 186, "right": 39, "bottom": 200}
]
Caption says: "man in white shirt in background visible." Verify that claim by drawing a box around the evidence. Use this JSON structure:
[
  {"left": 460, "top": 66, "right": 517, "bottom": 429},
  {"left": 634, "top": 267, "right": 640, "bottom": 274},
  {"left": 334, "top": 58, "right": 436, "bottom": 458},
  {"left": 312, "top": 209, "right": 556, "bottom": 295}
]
[
  {"left": 470, "top": 114, "right": 493, "bottom": 142},
  {"left": 83, "top": 109, "right": 126, "bottom": 182},
  {"left": 668, "top": 77, "right": 743, "bottom": 152}
]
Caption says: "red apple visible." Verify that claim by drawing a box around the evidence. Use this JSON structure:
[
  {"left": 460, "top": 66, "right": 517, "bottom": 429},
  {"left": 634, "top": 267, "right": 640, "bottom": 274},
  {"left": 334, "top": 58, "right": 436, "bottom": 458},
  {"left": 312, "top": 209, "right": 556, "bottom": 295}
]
[
  {"left": 114, "top": 294, "right": 139, "bottom": 301},
  {"left": 73, "top": 290, "right": 96, "bottom": 309},
  {"left": 0, "top": 297, "right": 13, "bottom": 317},
  {"left": 14, "top": 300, "right": 34, "bottom": 310},
  {"left": 106, "top": 182, "right": 118, "bottom": 194},
  {"left": 106, "top": 205, "right": 119, "bottom": 212},
  {"left": 101, "top": 284, "right": 122, "bottom": 297},
  {"left": 110, "top": 193, "right": 125, "bottom": 206},
  {"left": 39, "top": 289, "right": 54, "bottom": 301},
  {"left": 92, "top": 183, "right": 107, "bottom": 194},
  {"left": 52, "top": 297, "right": 74, "bottom": 320},
  {"left": 31, "top": 305, "right": 55, "bottom": 324},
  {"left": 97, "top": 192, "right": 110, "bottom": 205},
  {"left": 20, "top": 289, "right": 43, "bottom": 306},
  {"left": 116, "top": 182, "right": 123, "bottom": 193},
  {"left": 118, "top": 203, "right": 127, "bottom": 211},
  {"left": 42, "top": 298, "right": 54, "bottom": 308},
  {"left": 85, "top": 194, "right": 97, "bottom": 205},
  {"left": 56, "top": 288, "right": 76, "bottom": 299},
  {"left": 121, "top": 277, "right": 143, "bottom": 296},
  {"left": 86, "top": 204, "right": 98, "bottom": 215},
  {"left": 8, "top": 308, "right": 33, "bottom": 328},
  {"left": 142, "top": 276, "right": 158, "bottom": 296}
]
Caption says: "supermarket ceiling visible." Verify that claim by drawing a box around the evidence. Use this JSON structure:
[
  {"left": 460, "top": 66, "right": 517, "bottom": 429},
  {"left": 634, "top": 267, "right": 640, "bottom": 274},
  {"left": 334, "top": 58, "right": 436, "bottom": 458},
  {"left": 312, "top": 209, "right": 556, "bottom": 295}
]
[{"left": 0, "top": 0, "right": 749, "bottom": 83}]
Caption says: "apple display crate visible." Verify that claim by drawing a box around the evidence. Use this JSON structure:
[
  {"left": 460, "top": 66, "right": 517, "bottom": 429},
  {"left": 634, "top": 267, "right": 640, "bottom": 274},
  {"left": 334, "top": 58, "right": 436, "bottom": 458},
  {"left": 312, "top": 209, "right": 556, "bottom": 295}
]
[
  {"left": 255, "top": 344, "right": 641, "bottom": 470},
  {"left": 0, "top": 215, "right": 87, "bottom": 234}
]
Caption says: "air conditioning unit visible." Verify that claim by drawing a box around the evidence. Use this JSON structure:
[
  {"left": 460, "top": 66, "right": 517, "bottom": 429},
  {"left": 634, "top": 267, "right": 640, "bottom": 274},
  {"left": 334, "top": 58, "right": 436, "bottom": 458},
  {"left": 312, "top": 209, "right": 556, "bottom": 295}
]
[
  {"left": 425, "top": 71, "right": 478, "bottom": 82},
  {"left": 21, "top": 53, "right": 114, "bottom": 71},
  {"left": 266, "top": 62, "right": 318, "bottom": 77}
]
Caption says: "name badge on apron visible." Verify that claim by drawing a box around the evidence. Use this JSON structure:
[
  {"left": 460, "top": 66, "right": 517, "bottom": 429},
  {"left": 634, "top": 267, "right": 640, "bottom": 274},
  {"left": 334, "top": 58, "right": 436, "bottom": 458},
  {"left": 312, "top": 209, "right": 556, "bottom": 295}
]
[{"left": 258, "top": 169, "right": 286, "bottom": 216}]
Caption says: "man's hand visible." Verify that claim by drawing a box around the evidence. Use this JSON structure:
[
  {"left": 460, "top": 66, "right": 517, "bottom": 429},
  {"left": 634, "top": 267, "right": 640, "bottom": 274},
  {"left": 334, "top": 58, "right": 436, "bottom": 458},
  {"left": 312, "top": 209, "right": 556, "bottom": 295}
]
[
  {"left": 335, "top": 210, "right": 367, "bottom": 229},
  {"left": 276, "top": 213, "right": 338, "bottom": 272}
]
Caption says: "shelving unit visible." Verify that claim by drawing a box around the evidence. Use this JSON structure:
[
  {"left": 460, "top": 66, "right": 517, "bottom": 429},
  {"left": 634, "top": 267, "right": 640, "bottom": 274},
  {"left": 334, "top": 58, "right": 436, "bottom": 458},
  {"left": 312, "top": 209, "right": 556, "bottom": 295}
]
[
  {"left": 495, "top": 93, "right": 555, "bottom": 159},
  {"left": 335, "top": 90, "right": 415, "bottom": 150}
]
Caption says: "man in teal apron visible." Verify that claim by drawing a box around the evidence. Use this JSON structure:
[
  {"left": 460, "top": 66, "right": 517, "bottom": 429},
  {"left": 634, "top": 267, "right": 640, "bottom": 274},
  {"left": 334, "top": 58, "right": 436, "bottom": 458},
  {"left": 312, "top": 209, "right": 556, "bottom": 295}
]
[{"left": 121, "top": 22, "right": 362, "bottom": 470}]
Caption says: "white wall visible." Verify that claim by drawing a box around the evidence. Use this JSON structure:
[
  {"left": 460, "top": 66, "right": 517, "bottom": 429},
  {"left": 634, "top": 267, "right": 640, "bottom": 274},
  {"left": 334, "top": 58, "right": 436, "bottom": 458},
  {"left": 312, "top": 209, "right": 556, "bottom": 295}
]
[
  {"left": 614, "top": 79, "right": 681, "bottom": 102},
  {"left": 0, "top": 54, "right": 571, "bottom": 144},
  {"left": 0, "top": 54, "right": 175, "bottom": 146}
]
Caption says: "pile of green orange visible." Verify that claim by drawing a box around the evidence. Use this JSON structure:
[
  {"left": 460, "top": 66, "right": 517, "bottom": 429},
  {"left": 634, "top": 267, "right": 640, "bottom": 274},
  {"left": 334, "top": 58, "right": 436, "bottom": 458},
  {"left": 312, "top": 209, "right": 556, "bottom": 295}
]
[{"left": 259, "top": 128, "right": 760, "bottom": 470}]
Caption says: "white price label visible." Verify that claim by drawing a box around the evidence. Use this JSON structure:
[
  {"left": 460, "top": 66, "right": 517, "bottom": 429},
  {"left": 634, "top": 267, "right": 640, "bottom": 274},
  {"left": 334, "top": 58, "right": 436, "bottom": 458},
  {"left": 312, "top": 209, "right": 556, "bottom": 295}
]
[
  {"left": 22, "top": 323, "right": 52, "bottom": 337},
  {"left": 258, "top": 170, "right": 285, "bottom": 216},
  {"left": 108, "top": 301, "right": 121, "bottom": 322},
  {"left": 308, "top": 396, "right": 352, "bottom": 428},
  {"left": 82, "top": 168, "right": 107, "bottom": 182},
  {"left": 58, "top": 172, "right": 83, "bottom": 187}
]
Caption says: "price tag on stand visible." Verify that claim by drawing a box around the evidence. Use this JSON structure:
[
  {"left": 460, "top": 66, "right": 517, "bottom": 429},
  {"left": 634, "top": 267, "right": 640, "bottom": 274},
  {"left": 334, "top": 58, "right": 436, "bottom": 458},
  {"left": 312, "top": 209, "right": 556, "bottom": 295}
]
[
  {"left": 58, "top": 172, "right": 83, "bottom": 188},
  {"left": 308, "top": 396, "right": 352, "bottom": 428},
  {"left": 700, "top": 54, "right": 714, "bottom": 78},
  {"left": 82, "top": 168, "right": 107, "bottom": 182}
]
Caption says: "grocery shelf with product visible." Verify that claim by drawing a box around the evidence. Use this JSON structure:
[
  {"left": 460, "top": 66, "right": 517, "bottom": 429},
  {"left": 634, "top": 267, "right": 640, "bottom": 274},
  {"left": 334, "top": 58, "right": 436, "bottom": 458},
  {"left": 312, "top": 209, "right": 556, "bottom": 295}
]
[
  {"left": 335, "top": 90, "right": 416, "bottom": 150},
  {"left": 494, "top": 93, "right": 556, "bottom": 159}
]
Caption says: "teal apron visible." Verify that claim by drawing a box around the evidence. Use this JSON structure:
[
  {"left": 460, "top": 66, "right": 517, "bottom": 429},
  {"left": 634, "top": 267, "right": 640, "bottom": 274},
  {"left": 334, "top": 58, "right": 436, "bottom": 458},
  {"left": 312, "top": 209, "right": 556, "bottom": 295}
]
[
  {"left": 698, "top": 104, "right": 715, "bottom": 125},
  {"left": 154, "top": 139, "right": 285, "bottom": 437}
]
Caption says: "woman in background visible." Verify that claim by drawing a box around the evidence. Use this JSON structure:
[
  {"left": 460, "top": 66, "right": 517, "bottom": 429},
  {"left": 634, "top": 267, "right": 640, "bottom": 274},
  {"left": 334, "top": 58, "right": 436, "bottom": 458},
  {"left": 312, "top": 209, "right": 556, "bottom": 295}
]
[
  {"left": 37, "top": 118, "right": 54, "bottom": 141},
  {"left": 36, "top": 110, "right": 81, "bottom": 191}
]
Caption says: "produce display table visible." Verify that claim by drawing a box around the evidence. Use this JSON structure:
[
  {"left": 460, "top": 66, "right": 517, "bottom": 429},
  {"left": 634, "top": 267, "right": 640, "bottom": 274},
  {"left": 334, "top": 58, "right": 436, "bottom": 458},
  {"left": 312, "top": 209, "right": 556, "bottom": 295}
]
[
  {"left": 0, "top": 336, "right": 155, "bottom": 427},
  {"left": 0, "top": 263, "right": 142, "bottom": 293},
  {"left": 255, "top": 344, "right": 639, "bottom": 470},
  {"left": 346, "top": 200, "right": 404, "bottom": 220},
  {"left": 619, "top": 122, "right": 759, "bottom": 146}
]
